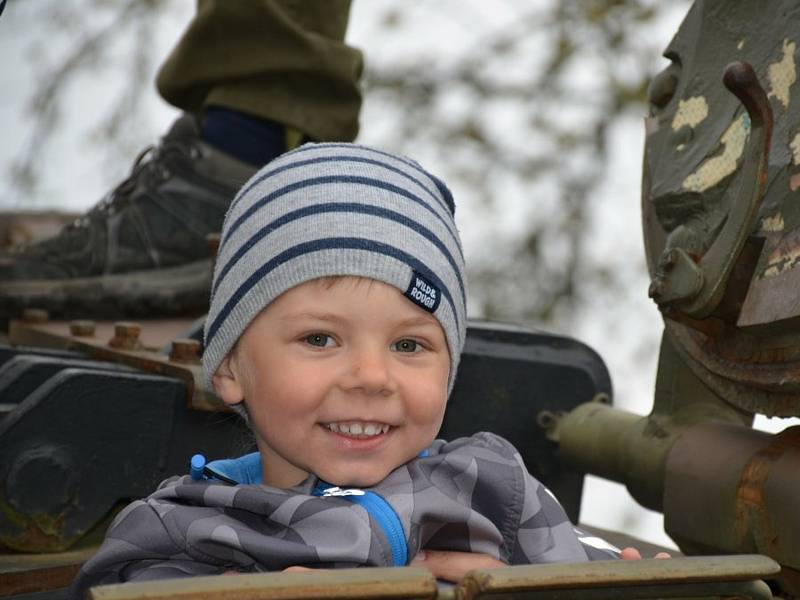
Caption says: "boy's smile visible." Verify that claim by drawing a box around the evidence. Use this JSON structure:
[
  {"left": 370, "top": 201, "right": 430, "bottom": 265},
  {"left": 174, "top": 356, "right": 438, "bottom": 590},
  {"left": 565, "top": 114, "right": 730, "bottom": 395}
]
[{"left": 213, "top": 276, "right": 451, "bottom": 488}]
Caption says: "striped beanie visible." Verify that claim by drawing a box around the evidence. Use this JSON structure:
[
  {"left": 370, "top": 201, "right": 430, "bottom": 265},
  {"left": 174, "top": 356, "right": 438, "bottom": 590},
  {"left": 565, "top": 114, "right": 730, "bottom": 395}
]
[{"left": 203, "top": 143, "right": 467, "bottom": 396}]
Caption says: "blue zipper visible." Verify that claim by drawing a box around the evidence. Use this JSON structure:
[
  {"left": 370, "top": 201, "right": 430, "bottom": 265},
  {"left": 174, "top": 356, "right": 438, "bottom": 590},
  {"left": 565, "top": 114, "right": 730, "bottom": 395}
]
[{"left": 314, "top": 485, "right": 407, "bottom": 567}]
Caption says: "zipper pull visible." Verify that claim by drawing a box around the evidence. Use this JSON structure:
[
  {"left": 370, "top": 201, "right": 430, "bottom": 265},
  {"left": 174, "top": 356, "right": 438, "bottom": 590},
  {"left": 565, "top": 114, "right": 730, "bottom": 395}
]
[{"left": 190, "top": 454, "right": 206, "bottom": 480}]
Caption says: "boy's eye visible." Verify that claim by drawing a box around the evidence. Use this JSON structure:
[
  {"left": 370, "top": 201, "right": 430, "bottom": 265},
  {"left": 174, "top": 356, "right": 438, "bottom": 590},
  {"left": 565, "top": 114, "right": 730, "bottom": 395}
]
[
  {"left": 393, "top": 339, "right": 420, "bottom": 353},
  {"left": 305, "top": 333, "right": 334, "bottom": 347}
]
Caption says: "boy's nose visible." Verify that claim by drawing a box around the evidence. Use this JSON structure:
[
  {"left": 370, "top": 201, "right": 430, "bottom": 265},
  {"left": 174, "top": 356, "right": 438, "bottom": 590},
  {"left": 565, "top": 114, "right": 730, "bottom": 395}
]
[{"left": 344, "top": 348, "right": 395, "bottom": 396}]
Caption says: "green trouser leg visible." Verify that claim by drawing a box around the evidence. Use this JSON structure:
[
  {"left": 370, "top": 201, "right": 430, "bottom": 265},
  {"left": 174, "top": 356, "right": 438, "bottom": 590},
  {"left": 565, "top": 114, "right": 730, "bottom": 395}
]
[{"left": 156, "top": 0, "right": 362, "bottom": 142}]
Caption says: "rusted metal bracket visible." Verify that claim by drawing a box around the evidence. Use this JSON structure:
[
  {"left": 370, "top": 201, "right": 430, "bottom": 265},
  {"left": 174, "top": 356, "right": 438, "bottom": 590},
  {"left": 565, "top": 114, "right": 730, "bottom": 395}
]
[
  {"left": 649, "top": 61, "right": 774, "bottom": 319},
  {"left": 7, "top": 311, "right": 226, "bottom": 412}
]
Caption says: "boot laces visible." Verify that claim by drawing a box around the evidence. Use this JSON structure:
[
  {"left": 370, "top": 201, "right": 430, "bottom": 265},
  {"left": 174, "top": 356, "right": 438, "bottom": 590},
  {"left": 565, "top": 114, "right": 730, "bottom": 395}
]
[
  {"left": 11, "top": 138, "right": 199, "bottom": 257},
  {"left": 70, "top": 139, "right": 199, "bottom": 228}
]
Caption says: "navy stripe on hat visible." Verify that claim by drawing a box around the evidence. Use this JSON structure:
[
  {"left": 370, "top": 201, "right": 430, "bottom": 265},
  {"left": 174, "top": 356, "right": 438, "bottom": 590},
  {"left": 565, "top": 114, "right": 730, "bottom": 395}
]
[
  {"left": 230, "top": 154, "right": 453, "bottom": 219},
  {"left": 222, "top": 175, "right": 461, "bottom": 253},
  {"left": 211, "top": 203, "right": 465, "bottom": 303}
]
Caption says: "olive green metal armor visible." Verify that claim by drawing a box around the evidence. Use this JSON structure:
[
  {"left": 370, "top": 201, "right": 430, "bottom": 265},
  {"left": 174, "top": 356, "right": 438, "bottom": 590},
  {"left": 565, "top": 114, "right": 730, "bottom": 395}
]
[{"left": 557, "top": 1, "right": 800, "bottom": 595}]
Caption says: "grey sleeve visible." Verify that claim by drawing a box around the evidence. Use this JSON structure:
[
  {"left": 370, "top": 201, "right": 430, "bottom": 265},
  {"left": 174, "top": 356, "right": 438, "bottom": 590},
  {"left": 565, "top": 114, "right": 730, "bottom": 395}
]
[
  {"left": 402, "top": 433, "right": 619, "bottom": 565},
  {"left": 509, "top": 455, "right": 620, "bottom": 563},
  {"left": 71, "top": 478, "right": 397, "bottom": 597},
  {"left": 69, "top": 499, "right": 222, "bottom": 598}
]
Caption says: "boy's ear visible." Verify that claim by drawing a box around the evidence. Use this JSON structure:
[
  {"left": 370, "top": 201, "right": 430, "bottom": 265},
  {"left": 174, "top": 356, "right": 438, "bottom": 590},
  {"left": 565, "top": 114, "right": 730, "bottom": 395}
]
[{"left": 212, "top": 355, "right": 246, "bottom": 407}]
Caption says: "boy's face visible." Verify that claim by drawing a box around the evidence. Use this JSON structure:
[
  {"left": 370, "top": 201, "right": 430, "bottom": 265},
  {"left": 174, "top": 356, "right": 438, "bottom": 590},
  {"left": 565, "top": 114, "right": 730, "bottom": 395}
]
[{"left": 214, "top": 277, "right": 450, "bottom": 488}]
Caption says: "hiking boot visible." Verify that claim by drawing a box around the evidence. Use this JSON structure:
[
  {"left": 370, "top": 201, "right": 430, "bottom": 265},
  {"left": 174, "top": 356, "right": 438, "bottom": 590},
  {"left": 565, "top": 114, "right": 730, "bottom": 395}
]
[{"left": 0, "top": 115, "right": 258, "bottom": 321}]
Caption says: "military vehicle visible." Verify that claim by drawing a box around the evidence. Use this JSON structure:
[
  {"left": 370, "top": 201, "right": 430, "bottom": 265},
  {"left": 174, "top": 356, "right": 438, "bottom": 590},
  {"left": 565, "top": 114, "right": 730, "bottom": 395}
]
[{"left": 1, "top": 0, "right": 799, "bottom": 597}]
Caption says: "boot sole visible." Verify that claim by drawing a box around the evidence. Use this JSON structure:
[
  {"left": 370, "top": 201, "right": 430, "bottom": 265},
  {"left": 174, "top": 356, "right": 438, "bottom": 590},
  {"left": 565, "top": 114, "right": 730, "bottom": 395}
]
[{"left": 0, "top": 260, "right": 213, "bottom": 321}]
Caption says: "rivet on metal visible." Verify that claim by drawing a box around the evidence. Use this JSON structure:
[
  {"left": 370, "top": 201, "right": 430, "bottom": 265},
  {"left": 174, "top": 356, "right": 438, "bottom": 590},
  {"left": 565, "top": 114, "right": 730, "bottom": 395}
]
[
  {"left": 109, "top": 322, "right": 142, "bottom": 350},
  {"left": 69, "top": 320, "right": 96, "bottom": 337},
  {"left": 21, "top": 308, "right": 49, "bottom": 324},
  {"left": 170, "top": 338, "right": 202, "bottom": 364}
]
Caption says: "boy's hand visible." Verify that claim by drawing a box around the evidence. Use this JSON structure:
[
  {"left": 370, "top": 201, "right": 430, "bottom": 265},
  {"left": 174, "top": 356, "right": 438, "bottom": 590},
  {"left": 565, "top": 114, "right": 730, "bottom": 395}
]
[
  {"left": 410, "top": 549, "right": 506, "bottom": 582},
  {"left": 620, "top": 547, "right": 671, "bottom": 560},
  {"left": 281, "top": 547, "right": 670, "bottom": 582},
  {"left": 283, "top": 551, "right": 505, "bottom": 582}
]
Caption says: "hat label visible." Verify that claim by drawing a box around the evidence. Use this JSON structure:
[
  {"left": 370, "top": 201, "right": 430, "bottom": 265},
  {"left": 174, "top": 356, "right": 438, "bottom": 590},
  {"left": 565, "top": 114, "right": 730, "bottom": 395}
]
[{"left": 405, "top": 271, "right": 441, "bottom": 313}]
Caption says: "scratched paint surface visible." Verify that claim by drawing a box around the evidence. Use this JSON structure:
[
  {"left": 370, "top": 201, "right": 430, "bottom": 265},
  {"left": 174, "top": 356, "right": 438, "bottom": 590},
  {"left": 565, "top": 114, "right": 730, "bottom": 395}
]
[
  {"left": 682, "top": 114, "right": 749, "bottom": 193},
  {"left": 790, "top": 132, "right": 800, "bottom": 165},
  {"left": 760, "top": 213, "right": 785, "bottom": 233},
  {"left": 671, "top": 96, "right": 710, "bottom": 131},
  {"left": 766, "top": 39, "right": 797, "bottom": 110},
  {"left": 643, "top": 0, "right": 800, "bottom": 326}
]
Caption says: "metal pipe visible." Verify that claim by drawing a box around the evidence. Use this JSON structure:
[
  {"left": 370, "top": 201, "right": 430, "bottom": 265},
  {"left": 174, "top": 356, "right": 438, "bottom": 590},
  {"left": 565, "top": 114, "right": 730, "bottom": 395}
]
[{"left": 664, "top": 422, "right": 800, "bottom": 571}]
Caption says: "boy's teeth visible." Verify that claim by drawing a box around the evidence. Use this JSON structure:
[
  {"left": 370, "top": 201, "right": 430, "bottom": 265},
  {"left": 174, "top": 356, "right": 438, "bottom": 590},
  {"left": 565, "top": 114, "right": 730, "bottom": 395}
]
[{"left": 327, "top": 421, "right": 389, "bottom": 437}]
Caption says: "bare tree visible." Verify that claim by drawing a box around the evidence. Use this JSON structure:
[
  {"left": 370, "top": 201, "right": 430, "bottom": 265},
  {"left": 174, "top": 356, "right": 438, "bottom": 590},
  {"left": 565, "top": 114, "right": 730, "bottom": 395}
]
[{"left": 4, "top": 0, "right": 689, "bottom": 328}]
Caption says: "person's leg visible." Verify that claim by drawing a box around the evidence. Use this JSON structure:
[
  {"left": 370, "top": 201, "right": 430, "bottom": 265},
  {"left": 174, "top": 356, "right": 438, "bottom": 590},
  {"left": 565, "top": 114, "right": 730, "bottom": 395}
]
[
  {"left": 157, "top": 0, "right": 362, "bottom": 144},
  {"left": 0, "top": 0, "right": 360, "bottom": 321}
]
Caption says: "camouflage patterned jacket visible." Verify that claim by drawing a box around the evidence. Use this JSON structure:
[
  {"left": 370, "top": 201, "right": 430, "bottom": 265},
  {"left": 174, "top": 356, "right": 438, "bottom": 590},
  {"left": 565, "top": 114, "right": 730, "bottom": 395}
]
[{"left": 71, "top": 433, "right": 618, "bottom": 596}]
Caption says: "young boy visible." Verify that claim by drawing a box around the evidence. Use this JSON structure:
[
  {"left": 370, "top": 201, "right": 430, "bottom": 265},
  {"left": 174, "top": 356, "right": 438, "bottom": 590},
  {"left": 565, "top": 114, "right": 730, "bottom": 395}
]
[{"left": 72, "top": 143, "right": 619, "bottom": 594}]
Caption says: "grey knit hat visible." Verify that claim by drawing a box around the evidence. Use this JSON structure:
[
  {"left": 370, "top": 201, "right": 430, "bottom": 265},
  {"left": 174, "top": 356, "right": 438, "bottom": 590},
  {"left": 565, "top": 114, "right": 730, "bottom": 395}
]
[{"left": 203, "top": 143, "right": 467, "bottom": 398}]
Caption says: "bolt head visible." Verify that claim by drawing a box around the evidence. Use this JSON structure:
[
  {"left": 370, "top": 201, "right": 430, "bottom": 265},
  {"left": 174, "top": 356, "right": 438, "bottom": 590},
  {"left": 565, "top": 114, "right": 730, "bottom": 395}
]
[
  {"left": 69, "top": 320, "right": 96, "bottom": 337},
  {"left": 170, "top": 338, "right": 202, "bottom": 363},
  {"left": 109, "top": 321, "right": 142, "bottom": 349},
  {"left": 113, "top": 321, "right": 141, "bottom": 339},
  {"left": 21, "top": 308, "right": 49, "bottom": 324}
]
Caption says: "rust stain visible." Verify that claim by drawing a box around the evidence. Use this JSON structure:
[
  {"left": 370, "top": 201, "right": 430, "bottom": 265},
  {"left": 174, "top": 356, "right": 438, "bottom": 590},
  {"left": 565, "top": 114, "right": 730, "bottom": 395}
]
[
  {"left": 0, "top": 563, "right": 84, "bottom": 597},
  {"left": 735, "top": 427, "right": 800, "bottom": 555},
  {"left": 0, "top": 515, "right": 71, "bottom": 554},
  {"left": 0, "top": 493, "right": 72, "bottom": 553}
]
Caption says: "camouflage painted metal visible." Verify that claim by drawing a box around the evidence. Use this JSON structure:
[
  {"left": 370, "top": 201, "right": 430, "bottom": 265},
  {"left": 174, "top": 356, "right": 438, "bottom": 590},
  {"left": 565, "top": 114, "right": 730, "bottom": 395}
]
[
  {"left": 647, "top": 61, "right": 774, "bottom": 319},
  {"left": 557, "top": 2, "right": 800, "bottom": 596},
  {"left": 643, "top": 0, "right": 800, "bottom": 417}
]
